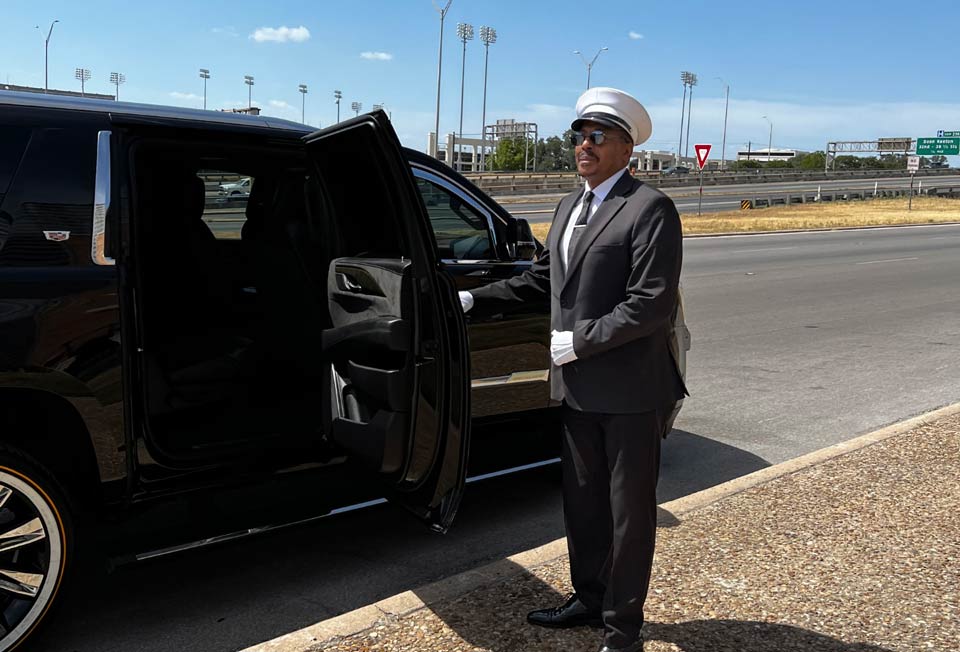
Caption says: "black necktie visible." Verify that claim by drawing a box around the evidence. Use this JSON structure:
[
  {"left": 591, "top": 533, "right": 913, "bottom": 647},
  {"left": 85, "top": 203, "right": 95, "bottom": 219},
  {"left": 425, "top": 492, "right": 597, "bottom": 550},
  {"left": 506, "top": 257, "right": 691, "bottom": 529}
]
[{"left": 566, "top": 190, "right": 594, "bottom": 266}]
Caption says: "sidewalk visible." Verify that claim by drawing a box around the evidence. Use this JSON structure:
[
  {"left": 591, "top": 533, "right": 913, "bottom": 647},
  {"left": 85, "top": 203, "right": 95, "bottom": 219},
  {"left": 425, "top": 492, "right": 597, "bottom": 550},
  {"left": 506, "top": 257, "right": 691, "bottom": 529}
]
[{"left": 250, "top": 406, "right": 960, "bottom": 652}]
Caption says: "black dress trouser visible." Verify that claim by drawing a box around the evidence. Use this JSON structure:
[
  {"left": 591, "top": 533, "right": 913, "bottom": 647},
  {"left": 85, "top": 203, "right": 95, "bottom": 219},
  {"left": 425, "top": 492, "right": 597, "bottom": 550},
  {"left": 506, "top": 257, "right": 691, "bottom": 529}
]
[{"left": 560, "top": 403, "right": 666, "bottom": 648}]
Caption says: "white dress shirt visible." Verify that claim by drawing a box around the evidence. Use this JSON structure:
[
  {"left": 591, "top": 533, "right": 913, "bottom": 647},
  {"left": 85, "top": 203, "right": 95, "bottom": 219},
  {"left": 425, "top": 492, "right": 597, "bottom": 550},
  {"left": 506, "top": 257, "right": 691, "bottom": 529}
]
[{"left": 559, "top": 168, "right": 630, "bottom": 269}]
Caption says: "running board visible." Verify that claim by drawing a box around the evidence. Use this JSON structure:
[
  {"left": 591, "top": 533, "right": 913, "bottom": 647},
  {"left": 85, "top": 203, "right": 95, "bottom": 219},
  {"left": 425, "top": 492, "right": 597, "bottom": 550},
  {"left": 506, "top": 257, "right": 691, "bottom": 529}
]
[{"left": 108, "top": 457, "right": 561, "bottom": 568}]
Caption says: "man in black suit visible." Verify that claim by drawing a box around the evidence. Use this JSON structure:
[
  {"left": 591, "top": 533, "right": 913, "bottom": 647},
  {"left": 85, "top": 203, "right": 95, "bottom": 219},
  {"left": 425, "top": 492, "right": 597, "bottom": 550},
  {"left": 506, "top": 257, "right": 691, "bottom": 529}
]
[{"left": 460, "top": 87, "right": 687, "bottom": 652}]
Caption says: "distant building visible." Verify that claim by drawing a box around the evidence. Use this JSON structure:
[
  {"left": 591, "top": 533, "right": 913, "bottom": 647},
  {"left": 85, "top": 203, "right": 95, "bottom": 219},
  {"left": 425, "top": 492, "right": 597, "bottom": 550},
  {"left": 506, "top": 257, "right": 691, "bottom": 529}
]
[
  {"left": 736, "top": 147, "right": 807, "bottom": 163},
  {"left": 0, "top": 83, "right": 114, "bottom": 101}
]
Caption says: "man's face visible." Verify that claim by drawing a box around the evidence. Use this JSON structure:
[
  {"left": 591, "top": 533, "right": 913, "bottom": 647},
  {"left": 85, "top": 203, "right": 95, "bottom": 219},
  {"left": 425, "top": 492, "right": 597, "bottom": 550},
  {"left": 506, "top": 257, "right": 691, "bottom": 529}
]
[{"left": 575, "top": 121, "right": 633, "bottom": 185}]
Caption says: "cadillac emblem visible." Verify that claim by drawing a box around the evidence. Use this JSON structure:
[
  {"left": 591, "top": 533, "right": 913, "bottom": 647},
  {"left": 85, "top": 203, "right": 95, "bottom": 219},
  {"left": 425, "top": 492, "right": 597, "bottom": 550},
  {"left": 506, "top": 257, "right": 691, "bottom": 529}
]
[{"left": 43, "top": 231, "right": 71, "bottom": 242}]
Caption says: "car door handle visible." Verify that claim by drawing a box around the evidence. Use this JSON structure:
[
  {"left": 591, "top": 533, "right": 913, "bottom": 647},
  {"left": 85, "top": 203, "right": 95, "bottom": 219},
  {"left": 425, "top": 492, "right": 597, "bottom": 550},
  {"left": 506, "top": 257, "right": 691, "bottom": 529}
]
[{"left": 336, "top": 272, "right": 365, "bottom": 293}]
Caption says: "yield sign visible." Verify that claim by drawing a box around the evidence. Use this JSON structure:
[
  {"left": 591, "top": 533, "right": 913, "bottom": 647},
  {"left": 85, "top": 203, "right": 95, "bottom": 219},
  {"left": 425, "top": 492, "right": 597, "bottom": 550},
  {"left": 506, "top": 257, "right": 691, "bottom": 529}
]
[{"left": 695, "top": 144, "right": 712, "bottom": 170}]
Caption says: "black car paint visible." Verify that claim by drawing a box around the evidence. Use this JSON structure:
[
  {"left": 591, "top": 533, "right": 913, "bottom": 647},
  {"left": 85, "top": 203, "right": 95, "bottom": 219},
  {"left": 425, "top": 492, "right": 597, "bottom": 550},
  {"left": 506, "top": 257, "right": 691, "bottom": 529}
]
[{"left": 0, "top": 101, "right": 555, "bottom": 533}]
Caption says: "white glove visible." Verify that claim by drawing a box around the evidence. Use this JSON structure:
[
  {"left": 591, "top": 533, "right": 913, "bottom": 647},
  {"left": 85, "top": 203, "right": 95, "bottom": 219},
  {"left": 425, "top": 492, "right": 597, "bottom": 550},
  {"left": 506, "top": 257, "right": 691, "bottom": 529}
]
[
  {"left": 459, "top": 291, "right": 474, "bottom": 313},
  {"left": 550, "top": 330, "right": 578, "bottom": 366}
]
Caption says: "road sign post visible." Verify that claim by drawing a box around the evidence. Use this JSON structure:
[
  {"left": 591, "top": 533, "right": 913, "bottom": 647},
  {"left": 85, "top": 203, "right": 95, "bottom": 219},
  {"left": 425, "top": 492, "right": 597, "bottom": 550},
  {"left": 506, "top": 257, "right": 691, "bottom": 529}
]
[
  {"left": 695, "top": 144, "right": 711, "bottom": 217},
  {"left": 907, "top": 156, "right": 919, "bottom": 211}
]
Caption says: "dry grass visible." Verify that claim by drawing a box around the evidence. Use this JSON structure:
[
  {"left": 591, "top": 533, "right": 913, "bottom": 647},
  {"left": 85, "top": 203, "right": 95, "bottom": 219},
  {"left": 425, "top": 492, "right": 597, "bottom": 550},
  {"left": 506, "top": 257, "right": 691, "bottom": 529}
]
[{"left": 529, "top": 197, "right": 960, "bottom": 241}]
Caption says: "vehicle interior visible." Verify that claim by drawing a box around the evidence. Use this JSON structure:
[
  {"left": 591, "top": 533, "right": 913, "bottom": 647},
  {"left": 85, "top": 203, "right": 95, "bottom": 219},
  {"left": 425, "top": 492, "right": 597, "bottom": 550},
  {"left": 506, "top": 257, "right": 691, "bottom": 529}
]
[{"left": 127, "top": 129, "right": 438, "bottom": 475}]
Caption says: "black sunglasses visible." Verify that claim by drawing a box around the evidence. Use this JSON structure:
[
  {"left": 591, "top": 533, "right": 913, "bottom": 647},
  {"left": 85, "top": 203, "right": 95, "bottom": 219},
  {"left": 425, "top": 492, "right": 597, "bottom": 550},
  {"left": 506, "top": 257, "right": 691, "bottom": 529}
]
[{"left": 570, "top": 130, "right": 625, "bottom": 146}]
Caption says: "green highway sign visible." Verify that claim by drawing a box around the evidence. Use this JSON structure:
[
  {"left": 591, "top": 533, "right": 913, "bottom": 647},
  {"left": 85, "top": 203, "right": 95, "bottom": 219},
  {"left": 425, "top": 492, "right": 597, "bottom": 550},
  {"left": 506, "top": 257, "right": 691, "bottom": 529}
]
[
  {"left": 916, "top": 137, "right": 960, "bottom": 156},
  {"left": 937, "top": 130, "right": 960, "bottom": 138}
]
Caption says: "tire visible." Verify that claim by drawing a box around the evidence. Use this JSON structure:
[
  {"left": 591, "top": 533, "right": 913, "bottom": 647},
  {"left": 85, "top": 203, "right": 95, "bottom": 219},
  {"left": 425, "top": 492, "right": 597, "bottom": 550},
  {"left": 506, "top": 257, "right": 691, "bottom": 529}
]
[{"left": 0, "top": 450, "right": 73, "bottom": 652}]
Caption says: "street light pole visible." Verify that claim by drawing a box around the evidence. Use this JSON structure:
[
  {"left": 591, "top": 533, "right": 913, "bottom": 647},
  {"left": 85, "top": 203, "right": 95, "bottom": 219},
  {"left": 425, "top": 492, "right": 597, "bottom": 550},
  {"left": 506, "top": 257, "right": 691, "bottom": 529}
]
[
  {"left": 432, "top": 0, "right": 453, "bottom": 159},
  {"left": 299, "top": 84, "right": 308, "bottom": 123},
  {"left": 40, "top": 20, "right": 59, "bottom": 93},
  {"left": 199, "top": 69, "right": 210, "bottom": 109},
  {"left": 456, "top": 22, "right": 474, "bottom": 172},
  {"left": 716, "top": 77, "right": 729, "bottom": 171},
  {"left": 762, "top": 115, "right": 773, "bottom": 164},
  {"left": 573, "top": 47, "right": 608, "bottom": 89},
  {"left": 479, "top": 26, "right": 497, "bottom": 173},
  {"left": 244, "top": 75, "right": 255, "bottom": 109},
  {"left": 334, "top": 90, "right": 342, "bottom": 122}
]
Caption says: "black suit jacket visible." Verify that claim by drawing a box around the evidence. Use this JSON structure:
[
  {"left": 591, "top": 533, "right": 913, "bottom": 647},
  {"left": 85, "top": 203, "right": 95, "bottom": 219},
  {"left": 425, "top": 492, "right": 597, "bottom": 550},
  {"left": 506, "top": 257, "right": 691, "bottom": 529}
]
[{"left": 471, "top": 171, "right": 687, "bottom": 413}]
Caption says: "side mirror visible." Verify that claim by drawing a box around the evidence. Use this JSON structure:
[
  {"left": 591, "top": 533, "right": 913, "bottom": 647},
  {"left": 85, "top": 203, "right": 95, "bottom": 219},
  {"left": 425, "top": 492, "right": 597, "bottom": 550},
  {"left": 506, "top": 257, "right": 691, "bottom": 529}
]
[{"left": 510, "top": 218, "right": 537, "bottom": 261}]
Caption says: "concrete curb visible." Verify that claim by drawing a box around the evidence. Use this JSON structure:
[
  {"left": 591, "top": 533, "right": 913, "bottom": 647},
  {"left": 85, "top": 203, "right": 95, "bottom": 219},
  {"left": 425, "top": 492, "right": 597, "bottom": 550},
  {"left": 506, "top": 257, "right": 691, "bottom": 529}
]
[{"left": 241, "top": 401, "right": 960, "bottom": 652}]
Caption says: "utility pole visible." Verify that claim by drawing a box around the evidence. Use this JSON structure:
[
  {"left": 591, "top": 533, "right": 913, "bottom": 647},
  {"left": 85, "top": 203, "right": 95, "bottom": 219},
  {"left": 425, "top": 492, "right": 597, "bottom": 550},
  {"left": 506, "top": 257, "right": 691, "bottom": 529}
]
[
  {"left": 716, "top": 77, "right": 729, "bottom": 171},
  {"left": 432, "top": 0, "right": 453, "bottom": 159},
  {"left": 334, "top": 90, "right": 342, "bottom": 122}
]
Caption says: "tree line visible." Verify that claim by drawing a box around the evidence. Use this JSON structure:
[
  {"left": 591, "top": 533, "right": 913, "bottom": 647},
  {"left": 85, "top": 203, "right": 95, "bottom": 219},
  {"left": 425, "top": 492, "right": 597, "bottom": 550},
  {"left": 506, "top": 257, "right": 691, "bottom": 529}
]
[{"left": 485, "top": 134, "right": 949, "bottom": 173}]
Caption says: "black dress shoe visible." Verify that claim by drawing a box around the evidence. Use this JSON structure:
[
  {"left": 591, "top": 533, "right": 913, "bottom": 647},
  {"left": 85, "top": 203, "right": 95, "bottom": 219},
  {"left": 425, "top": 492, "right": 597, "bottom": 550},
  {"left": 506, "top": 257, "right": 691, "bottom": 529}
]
[
  {"left": 598, "top": 639, "right": 644, "bottom": 652},
  {"left": 526, "top": 594, "right": 603, "bottom": 629}
]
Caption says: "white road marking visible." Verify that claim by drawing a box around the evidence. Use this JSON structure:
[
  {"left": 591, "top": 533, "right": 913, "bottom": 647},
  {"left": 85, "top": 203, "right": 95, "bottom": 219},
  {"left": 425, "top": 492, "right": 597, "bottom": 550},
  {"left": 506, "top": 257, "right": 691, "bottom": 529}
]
[{"left": 855, "top": 257, "right": 919, "bottom": 265}]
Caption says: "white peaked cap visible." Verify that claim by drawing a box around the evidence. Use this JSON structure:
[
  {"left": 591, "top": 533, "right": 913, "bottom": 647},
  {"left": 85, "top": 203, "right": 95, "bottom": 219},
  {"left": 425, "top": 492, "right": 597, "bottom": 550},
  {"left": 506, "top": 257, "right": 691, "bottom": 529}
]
[{"left": 571, "top": 87, "right": 652, "bottom": 146}]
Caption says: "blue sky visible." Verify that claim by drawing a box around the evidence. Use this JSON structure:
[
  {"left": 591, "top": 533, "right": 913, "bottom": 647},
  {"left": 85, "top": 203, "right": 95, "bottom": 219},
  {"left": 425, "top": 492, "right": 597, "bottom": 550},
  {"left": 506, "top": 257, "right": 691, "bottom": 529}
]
[{"left": 4, "top": 0, "right": 960, "bottom": 162}]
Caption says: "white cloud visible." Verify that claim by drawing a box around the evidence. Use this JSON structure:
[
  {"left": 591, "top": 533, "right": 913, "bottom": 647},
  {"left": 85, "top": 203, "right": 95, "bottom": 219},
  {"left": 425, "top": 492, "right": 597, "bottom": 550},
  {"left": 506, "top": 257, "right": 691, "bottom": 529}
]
[
  {"left": 169, "top": 91, "right": 201, "bottom": 101},
  {"left": 251, "top": 25, "right": 311, "bottom": 43},
  {"left": 360, "top": 51, "right": 394, "bottom": 61},
  {"left": 628, "top": 31, "right": 644, "bottom": 40},
  {"left": 269, "top": 100, "right": 293, "bottom": 109}
]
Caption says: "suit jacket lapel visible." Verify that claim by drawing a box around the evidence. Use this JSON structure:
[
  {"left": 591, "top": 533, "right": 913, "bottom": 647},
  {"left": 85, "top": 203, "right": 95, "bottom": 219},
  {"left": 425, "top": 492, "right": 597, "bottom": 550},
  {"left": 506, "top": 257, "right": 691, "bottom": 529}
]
[
  {"left": 561, "top": 172, "right": 634, "bottom": 292},
  {"left": 548, "top": 189, "right": 585, "bottom": 280}
]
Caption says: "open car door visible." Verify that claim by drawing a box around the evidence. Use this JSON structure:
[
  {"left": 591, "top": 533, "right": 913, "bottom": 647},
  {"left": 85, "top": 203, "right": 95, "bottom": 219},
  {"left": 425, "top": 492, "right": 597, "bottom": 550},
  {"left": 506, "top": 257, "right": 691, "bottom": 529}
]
[{"left": 302, "top": 111, "right": 470, "bottom": 532}]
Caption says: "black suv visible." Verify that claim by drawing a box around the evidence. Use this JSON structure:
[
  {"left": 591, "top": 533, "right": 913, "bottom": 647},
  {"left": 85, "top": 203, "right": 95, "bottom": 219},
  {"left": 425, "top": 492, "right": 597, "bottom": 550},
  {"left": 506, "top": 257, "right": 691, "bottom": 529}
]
[{"left": 0, "top": 91, "right": 687, "bottom": 650}]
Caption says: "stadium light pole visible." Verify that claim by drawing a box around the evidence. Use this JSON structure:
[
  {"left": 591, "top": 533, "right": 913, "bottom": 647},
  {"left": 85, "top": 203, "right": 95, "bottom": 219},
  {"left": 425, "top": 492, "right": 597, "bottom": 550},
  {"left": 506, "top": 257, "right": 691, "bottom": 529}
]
[
  {"left": 683, "top": 71, "right": 697, "bottom": 161},
  {"left": 432, "top": 0, "right": 453, "bottom": 159},
  {"left": 715, "top": 77, "right": 729, "bottom": 171},
  {"left": 199, "top": 68, "right": 210, "bottom": 109},
  {"left": 74, "top": 67, "right": 90, "bottom": 97},
  {"left": 351, "top": 101, "right": 362, "bottom": 116},
  {"left": 573, "top": 46, "right": 607, "bottom": 89},
  {"left": 244, "top": 75, "right": 254, "bottom": 109},
  {"left": 299, "top": 84, "right": 308, "bottom": 123},
  {"left": 479, "top": 25, "right": 497, "bottom": 172},
  {"left": 762, "top": 115, "right": 773, "bottom": 163},
  {"left": 36, "top": 20, "right": 59, "bottom": 93},
  {"left": 677, "top": 72, "right": 691, "bottom": 167},
  {"left": 110, "top": 72, "right": 125, "bottom": 101},
  {"left": 334, "top": 90, "right": 342, "bottom": 122},
  {"left": 456, "top": 22, "right": 474, "bottom": 172}
]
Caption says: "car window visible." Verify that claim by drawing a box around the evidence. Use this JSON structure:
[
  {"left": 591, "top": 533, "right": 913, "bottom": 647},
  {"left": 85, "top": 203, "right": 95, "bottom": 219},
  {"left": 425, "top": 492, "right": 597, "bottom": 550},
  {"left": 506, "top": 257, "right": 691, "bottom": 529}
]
[
  {"left": 0, "top": 127, "right": 96, "bottom": 266},
  {"left": 415, "top": 177, "right": 494, "bottom": 260},
  {"left": 199, "top": 171, "right": 254, "bottom": 240}
]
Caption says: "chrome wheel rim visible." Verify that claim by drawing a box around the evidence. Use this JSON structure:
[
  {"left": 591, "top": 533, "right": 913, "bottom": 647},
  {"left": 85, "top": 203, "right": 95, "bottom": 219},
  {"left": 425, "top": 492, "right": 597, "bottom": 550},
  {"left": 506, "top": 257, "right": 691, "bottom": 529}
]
[{"left": 0, "top": 470, "right": 63, "bottom": 649}]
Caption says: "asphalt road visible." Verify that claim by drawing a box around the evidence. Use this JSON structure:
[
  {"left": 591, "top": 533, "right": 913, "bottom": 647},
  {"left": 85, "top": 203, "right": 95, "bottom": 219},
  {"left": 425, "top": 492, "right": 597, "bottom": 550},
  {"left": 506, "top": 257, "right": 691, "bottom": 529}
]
[
  {"left": 506, "top": 174, "right": 960, "bottom": 221},
  {"left": 35, "top": 224, "right": 960, "bottom": 652}
]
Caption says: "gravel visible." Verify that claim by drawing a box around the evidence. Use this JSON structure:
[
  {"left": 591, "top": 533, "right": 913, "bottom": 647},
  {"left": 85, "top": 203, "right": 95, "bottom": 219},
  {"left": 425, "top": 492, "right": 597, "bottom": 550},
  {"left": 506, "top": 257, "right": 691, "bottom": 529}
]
[{"left": 311, "top": 413, "right": 960, "bottom": 652}]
